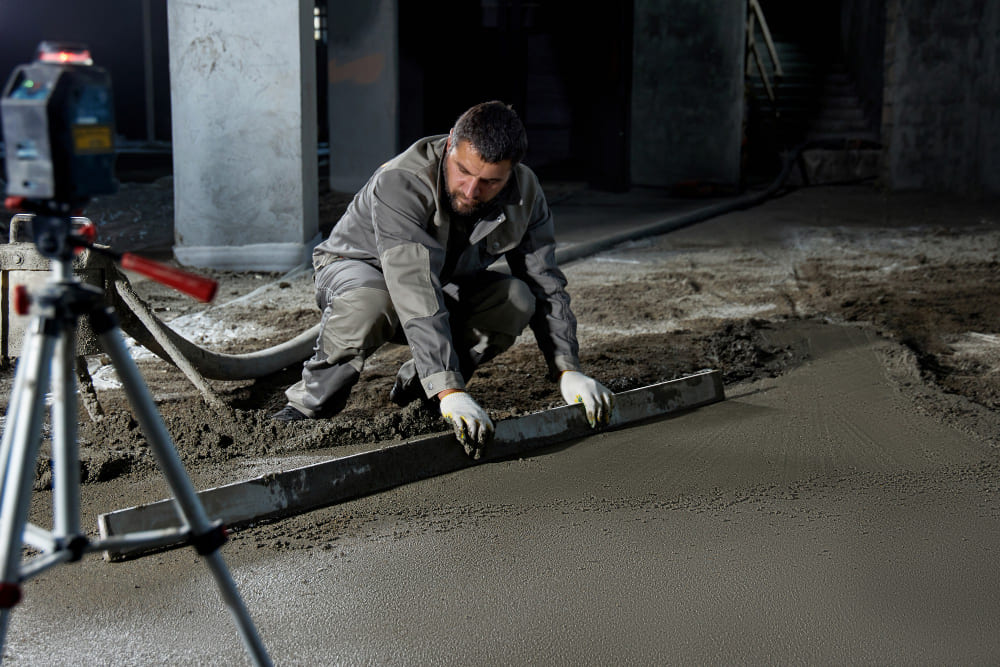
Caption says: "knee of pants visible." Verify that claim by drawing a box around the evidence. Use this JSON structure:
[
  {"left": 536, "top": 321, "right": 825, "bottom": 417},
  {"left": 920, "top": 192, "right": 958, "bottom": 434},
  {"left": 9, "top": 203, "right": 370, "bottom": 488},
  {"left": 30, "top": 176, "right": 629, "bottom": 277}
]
[
  {"left": 319, "top": 286, "right": 398, "bottom": 362},
  {"left": 499, "top": 277, "right": 535, "bottom": 335}
]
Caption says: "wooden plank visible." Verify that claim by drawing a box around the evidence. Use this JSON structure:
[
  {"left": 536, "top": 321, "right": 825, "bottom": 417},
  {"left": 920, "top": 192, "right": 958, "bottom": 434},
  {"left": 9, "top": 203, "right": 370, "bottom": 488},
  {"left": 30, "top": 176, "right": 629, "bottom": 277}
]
[{"left": 98, "top": 370, "right": 723, "bottom": 559}]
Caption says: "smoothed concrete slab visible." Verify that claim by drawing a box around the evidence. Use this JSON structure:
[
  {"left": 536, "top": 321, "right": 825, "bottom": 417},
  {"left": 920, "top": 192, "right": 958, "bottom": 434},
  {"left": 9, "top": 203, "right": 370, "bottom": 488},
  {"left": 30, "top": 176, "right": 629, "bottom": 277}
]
[{"left": 98, "top": 370, "right": 723, "bottom": 559}]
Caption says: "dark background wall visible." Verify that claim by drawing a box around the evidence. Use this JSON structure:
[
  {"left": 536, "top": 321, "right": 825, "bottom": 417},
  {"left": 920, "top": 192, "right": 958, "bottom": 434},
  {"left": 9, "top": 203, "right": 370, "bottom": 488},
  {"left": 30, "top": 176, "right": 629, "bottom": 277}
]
[
  {"left": 883, "top": 0, "right": 1000, "bottom": 195},
  {"left": 0, "top": 0, "right": 171, "bottom": 143},
  {"left": 630, "top": 0, "right": 746, "bottom": 188},
  {"left": 2, "top": 1, "right": 998, "bottom": 196},
  {"left": 840, "top": 0, "right": 887, "bottom": 135},
  {"left": 398, "top": 0, "right": 632, "bottom": 190}
]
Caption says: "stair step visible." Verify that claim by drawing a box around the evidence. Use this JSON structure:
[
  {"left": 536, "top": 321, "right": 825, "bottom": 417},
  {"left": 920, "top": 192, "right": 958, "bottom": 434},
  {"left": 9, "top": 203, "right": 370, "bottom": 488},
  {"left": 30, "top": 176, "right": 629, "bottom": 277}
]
[
  {"left": 802, "top": 130, "right": 881, "bottom": 144},
  {"left": 746, "top": 36, "right": 880, "bottom": 151},
  {"left": 787, "top": 146, "right": 881, "bottom": 186},
  {"left": 814, "top": 107, "right": 866, "bottom": 121},
  {"left": 819, "top": 84, "right": 860, "bottom": 97},
  {"left": 817, "top": 96, "right": 867, "bottom": 108},
  {"left": 749, "top": 83, "right": 823, "bottom": 96}
]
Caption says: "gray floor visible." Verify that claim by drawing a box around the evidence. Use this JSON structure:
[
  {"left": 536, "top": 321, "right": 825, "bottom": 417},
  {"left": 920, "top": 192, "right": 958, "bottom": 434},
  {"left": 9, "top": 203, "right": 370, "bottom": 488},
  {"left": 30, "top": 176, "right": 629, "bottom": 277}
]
[{"left": 6, "top": 320, "right": 1000, "bottom": 665}]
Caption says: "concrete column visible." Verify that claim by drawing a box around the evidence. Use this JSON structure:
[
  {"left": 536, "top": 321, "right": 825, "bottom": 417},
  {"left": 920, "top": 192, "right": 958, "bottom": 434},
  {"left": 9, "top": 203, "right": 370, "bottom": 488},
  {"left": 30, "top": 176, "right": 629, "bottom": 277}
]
[
  {"left": 167, "top": 0, "right": 318, "bottom": 271},
  {"left": 327, "top": 0, "right": 398, "bottom": 193},
  {"left": 631, "top": 0, "right": 746, "bottom": 188},
  {"left": 883, "top": 0, "right": 1000, "bottom": 196}
]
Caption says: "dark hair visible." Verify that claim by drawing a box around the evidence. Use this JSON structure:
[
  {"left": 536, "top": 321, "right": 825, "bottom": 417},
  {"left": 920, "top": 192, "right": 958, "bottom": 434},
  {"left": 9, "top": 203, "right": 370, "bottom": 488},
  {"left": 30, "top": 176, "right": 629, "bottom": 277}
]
[{"left": 450, "top": 101, "right": 528, "bottom": 165}]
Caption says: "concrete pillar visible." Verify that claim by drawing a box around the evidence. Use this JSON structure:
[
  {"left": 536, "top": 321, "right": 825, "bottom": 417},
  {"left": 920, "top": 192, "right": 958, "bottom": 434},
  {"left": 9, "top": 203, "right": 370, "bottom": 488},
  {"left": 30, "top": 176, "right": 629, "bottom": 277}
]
[
  {"left": 167, "top": 0, "right": 318, "bottom": 271},
  {"left": 631, "top": 0, "right": 746, "bottom": 188},
  {"left": 883, "top": 0, "right": 1000, "bottom": 196},
  {"left": 327, "top": 0, "right": 398, "bottom": 193}
]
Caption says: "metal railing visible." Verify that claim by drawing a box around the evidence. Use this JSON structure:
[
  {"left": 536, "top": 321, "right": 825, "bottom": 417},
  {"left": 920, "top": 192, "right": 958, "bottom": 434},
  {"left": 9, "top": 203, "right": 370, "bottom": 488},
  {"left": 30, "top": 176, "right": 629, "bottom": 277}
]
[{"left": 745, "top": 0, "right": 783, "bottom": 107}]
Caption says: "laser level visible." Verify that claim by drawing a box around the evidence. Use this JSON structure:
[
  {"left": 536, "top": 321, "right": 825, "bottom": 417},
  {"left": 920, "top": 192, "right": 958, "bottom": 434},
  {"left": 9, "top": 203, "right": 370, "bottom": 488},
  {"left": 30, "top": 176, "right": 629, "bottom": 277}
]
[{"left": 2, "top": 41, "right": 117, "bottom": 205}]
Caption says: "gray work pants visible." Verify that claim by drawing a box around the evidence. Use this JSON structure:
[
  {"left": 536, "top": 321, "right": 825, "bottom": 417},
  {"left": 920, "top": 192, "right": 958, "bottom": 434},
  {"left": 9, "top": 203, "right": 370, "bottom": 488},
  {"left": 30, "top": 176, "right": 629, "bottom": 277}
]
[{"left": 285, "top": 259, "right": 534, "bottom": 417}]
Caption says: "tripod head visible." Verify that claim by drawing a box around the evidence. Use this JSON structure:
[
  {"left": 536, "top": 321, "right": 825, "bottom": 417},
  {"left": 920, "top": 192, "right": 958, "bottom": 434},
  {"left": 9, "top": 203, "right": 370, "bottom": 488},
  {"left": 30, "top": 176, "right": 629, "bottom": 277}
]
[{"left": 2, "top": 42, "right": 217, "bottom": 303}]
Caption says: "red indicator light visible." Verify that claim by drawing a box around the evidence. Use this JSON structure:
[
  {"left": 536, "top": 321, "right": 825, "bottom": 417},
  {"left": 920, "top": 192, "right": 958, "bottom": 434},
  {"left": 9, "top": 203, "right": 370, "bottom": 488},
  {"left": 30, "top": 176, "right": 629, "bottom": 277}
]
[
  {"left": 39, "top": 50, "right": 93, "bottom": 65},
  {"left": 35, "top": 42, "right": 93, "bottom": 66}
]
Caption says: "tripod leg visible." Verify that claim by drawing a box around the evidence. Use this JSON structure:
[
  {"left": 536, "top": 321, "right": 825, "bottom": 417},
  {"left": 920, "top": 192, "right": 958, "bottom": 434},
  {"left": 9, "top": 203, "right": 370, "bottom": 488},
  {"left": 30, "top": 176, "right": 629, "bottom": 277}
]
[
  {"left": 0, "top": 318, "right": 59, "bottom": 654},
  {"left": 0, "top": 326, "right": 42, "bottom": 496},
  {"left": 52, "top": 328, "right": 81, "bottom": 541},
  {"left": 92, "top": 309, "right": 271, "bottom": 666}
]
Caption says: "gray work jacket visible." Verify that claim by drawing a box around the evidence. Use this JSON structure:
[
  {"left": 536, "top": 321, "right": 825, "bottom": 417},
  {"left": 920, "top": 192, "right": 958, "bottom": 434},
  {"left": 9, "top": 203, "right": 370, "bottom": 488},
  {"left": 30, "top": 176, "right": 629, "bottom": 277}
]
[{"left": 313, "top": 135, "right": 580, "bottom": 398}]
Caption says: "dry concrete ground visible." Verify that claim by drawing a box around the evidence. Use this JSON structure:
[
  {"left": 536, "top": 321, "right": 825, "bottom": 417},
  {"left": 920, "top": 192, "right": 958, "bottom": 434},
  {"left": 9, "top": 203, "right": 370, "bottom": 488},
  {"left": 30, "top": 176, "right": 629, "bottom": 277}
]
[{"left": 2, "top": 181, "right": 1000, "bottom": 663}]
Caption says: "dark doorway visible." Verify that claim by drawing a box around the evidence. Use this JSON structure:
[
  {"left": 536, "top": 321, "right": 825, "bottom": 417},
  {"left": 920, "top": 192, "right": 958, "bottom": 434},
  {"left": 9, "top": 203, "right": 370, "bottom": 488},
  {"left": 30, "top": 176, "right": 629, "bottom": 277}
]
[{"left": 398, "top": 1, "right": 632, "bottom": 191}]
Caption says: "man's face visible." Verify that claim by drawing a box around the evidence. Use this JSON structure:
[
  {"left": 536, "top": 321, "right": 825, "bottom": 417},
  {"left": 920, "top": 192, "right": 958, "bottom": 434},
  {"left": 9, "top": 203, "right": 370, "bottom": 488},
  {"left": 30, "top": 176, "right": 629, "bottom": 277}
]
[{"left": 443, "top": 138, "right": 513, "bottom": 217}]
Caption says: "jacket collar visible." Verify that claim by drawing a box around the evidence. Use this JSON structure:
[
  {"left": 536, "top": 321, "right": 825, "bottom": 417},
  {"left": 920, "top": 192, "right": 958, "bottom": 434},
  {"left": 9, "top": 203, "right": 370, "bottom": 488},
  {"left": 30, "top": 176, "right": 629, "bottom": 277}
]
[{"left": 430, "top": 136, "right": 524, "bottom": 252}]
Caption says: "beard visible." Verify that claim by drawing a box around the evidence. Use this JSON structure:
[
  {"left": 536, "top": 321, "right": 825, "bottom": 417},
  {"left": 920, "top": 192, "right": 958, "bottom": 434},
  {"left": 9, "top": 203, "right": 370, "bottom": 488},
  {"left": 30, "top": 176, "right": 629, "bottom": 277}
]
[{"left": 447, "top": 188, "right": 491, "bottom": 218}]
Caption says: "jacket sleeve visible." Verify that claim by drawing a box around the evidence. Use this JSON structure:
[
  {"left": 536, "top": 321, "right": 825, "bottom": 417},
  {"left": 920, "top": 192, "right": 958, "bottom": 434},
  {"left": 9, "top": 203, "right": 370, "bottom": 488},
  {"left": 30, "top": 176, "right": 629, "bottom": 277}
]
[
  {"left": 369, "top": 168, "right": 466, "bottom": 396},
  {"left": 506, "top": 191, "right": 582, "bottom": 377}
]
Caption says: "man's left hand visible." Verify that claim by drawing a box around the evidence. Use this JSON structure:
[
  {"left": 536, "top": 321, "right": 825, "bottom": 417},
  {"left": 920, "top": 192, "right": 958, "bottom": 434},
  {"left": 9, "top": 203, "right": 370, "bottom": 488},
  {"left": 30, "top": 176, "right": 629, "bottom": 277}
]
[{"left": 560, "top": 371, "right": 614, "bottom": 428}]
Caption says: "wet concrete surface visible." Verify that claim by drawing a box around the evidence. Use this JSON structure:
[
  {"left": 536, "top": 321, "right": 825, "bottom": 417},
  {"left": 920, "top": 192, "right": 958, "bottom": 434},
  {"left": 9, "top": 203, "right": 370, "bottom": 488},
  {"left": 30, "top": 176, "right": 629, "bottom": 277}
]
[
  {"left": 6, "top": 319, "right": 1000, "bottom": 664},
  {"left": 3, "top": 178, "right": 1000, "bottom": 663}
]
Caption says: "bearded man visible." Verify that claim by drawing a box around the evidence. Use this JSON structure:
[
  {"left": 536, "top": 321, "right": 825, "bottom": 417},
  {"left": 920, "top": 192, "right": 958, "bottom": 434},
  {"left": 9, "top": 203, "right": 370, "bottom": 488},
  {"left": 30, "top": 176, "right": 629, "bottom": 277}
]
[{"left": 274, "top": 101, "right": 612, "bottom": 459}]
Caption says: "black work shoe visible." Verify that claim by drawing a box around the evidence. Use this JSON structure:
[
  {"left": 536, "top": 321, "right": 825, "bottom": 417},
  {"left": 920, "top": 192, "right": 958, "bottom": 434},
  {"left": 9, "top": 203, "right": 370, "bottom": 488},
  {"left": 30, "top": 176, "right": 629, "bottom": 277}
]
[
  {"left": 389, "top": 377, "right": 423, "bottom": 408},
  {"left": 271, "top": 405, "right": 310, "bottom": 421},
  {"left": 389, "top": 375, "right": 422, "bottom": 407}
]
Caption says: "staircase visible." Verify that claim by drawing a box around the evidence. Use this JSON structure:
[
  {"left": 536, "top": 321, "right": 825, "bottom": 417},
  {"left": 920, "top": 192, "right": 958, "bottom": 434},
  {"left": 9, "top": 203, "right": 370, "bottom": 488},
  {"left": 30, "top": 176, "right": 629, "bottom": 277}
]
[{"left": 744, "top": 4, "right": 881, "bottom": 184}]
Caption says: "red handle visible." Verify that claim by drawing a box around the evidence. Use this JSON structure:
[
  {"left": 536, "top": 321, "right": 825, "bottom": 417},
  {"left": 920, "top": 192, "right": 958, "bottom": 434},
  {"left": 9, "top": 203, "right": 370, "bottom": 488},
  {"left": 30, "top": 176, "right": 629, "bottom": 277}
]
[{"left": 120, "top": 253, "right": 218, "bottom": 303}]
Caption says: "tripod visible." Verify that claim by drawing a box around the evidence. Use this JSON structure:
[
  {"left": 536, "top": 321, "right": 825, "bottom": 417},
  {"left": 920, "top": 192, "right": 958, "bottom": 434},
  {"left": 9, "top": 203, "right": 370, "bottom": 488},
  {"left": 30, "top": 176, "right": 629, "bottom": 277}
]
[{"left": 0, "top": 214, "right": 271, "bottom": 665}]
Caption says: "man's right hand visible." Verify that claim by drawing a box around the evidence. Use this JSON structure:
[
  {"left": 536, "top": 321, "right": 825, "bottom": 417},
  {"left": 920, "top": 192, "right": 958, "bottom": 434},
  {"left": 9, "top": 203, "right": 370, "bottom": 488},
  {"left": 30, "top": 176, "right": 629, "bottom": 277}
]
[{"left": 439, "top": 390, "right": 494, "bottom": 460}]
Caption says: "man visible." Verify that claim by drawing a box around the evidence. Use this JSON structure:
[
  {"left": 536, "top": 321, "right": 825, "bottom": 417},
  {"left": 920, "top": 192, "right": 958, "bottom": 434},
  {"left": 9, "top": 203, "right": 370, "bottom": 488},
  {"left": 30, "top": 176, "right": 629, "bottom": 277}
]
[{"left": 273, "top": 101, "right": 612, "bottom": 459}]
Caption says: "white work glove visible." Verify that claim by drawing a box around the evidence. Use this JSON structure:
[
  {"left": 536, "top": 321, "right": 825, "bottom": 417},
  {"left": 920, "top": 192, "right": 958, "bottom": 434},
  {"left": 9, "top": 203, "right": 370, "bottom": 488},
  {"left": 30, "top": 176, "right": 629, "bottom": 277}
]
[
  {"left": 439, "top": 391, "right": 494, "bottom": 460},
  {"left": 560, "top": 371, "right": 614, "bottom": 428}
]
